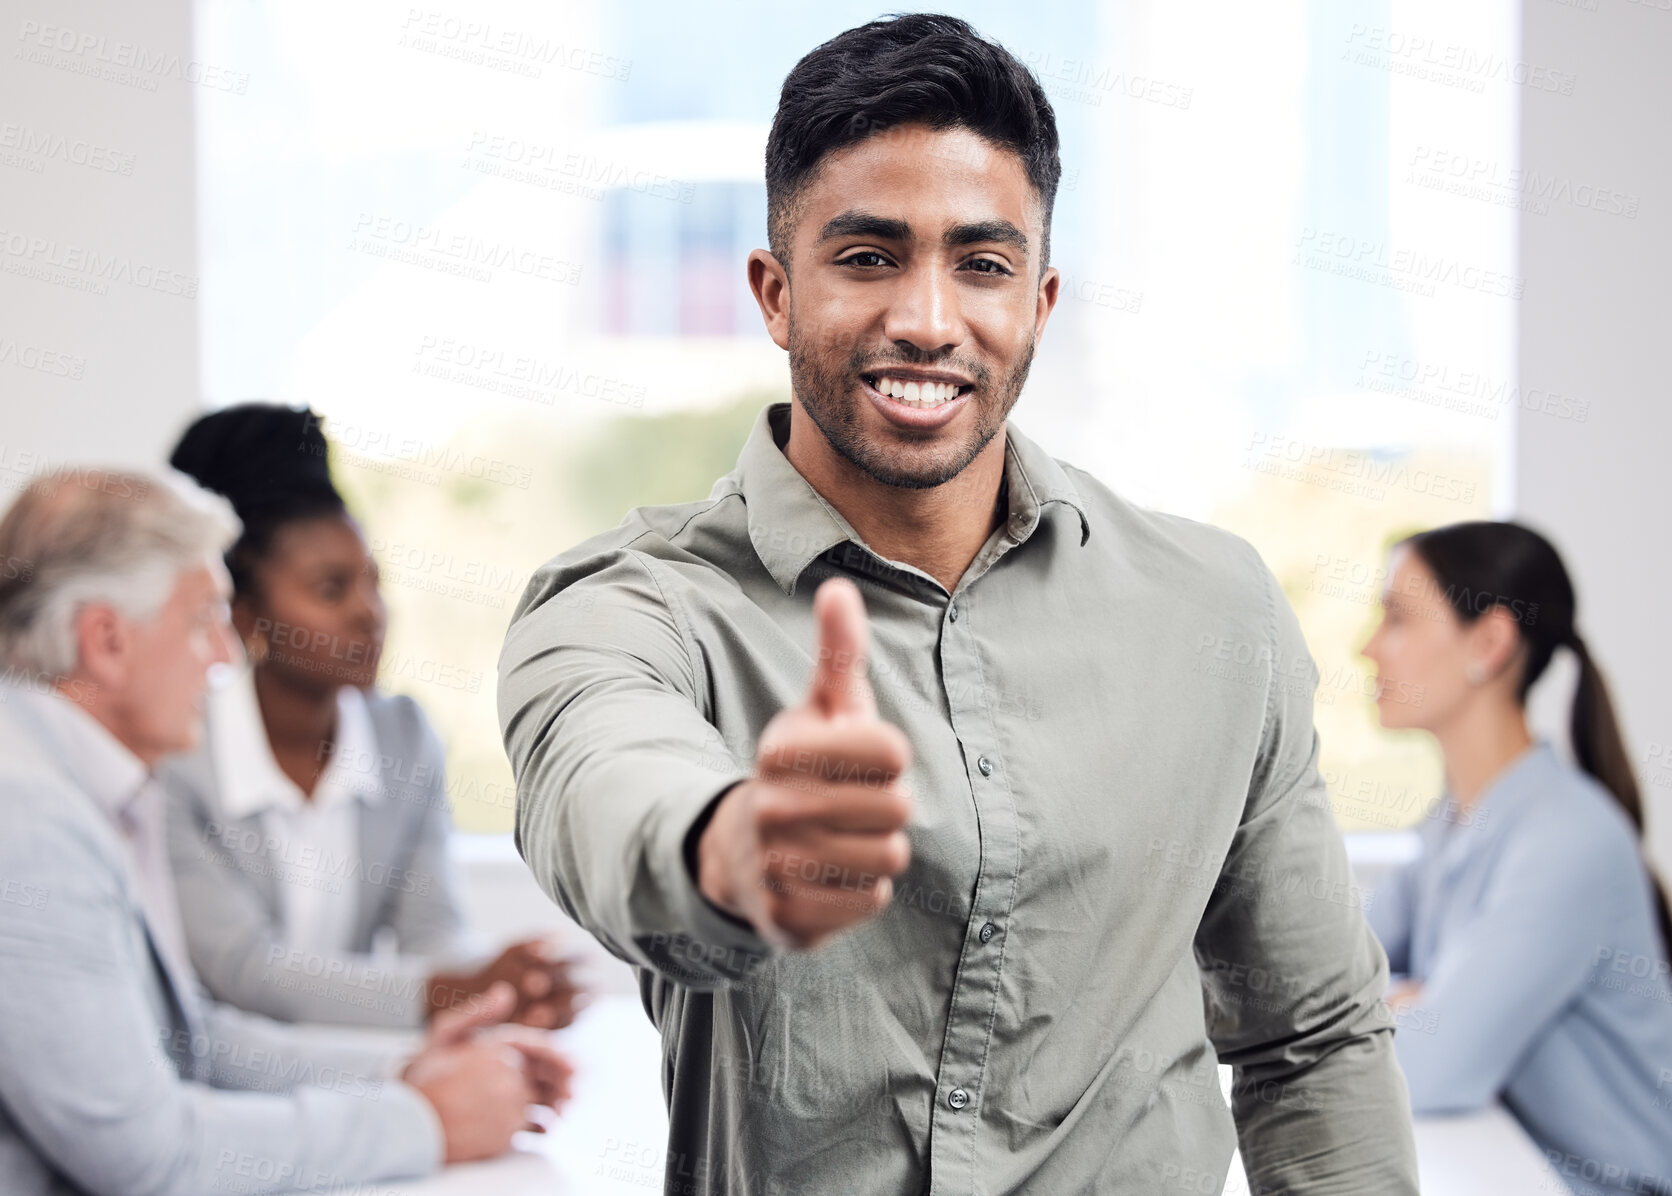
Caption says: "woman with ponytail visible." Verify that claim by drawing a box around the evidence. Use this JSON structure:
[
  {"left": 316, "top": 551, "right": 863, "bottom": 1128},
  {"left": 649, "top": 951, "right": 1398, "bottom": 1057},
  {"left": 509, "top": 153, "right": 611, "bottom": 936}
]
[{"left": 1361, "top": 520, "right": 1672, "bottom": 1196}]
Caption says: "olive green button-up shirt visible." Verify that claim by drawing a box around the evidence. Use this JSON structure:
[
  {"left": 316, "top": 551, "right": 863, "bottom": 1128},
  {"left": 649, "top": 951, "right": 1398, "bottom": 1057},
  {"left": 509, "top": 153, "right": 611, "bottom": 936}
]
[{"left": 499, "top": 401, "right": 1419, "bottom": 1196}]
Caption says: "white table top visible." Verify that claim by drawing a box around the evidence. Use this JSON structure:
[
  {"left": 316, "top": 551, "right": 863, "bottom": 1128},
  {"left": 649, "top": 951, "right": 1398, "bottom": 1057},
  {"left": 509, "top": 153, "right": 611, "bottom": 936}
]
[{"left": 369, "top": 991, "right": 1560, "bottom": 1195}]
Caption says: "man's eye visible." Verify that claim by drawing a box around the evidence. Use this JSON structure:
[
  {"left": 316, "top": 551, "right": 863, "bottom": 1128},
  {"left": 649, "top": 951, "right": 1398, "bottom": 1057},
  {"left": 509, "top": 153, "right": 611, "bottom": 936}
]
[
  {"left": 839, "top": 251, "right": 891, "bottom": 268},
  {"left": 964, "top": 258, "right": 1012, "bottom": 275}
]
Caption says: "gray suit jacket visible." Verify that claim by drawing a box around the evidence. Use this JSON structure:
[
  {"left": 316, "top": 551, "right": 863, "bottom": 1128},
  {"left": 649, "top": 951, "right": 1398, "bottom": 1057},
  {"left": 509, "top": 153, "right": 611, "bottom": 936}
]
[
  {"left": 158, "top": 688, "right": 480, "bottom": 1029},
  {"left": 0, "top": 683, "right": 442, "bottom": 1196}
]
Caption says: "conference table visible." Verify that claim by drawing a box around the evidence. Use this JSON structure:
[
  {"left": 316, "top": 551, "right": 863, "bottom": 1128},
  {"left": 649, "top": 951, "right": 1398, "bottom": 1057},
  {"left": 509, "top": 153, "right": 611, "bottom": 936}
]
[{"left": 368, "top": 991, "right": 1565, "bottom": 1196}]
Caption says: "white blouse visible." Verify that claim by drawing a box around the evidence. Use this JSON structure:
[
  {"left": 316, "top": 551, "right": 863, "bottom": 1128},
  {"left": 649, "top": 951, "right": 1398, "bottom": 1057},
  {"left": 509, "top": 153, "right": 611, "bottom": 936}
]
[{"left": 206, "top": 665, "right": 384, "bottom": 957}]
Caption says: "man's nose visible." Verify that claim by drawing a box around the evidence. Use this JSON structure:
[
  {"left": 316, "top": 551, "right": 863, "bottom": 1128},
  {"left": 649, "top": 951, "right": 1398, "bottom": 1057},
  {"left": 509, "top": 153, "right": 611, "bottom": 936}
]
[{"left": 883, "top": 259, "right": 967, "bottom": 353}]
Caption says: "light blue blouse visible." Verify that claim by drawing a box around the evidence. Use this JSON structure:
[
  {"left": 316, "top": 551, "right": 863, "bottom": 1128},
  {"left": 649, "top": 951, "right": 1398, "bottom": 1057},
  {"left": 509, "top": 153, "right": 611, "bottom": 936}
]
[{"left": 1367, "top": 740, "right": 1672, "bottom": 1196}]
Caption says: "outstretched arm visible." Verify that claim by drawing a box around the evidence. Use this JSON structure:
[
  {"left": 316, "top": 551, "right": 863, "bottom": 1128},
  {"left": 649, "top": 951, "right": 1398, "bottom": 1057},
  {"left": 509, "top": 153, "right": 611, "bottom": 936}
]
[{"left": 498, "top": 549, "right": 771, "bottom": 988}]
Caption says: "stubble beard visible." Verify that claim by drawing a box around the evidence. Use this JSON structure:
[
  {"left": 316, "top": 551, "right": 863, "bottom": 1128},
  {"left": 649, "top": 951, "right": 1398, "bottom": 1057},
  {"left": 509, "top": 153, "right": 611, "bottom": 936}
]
[{"left": 786, "top": 308, "right": 1036, "bottom": 491}]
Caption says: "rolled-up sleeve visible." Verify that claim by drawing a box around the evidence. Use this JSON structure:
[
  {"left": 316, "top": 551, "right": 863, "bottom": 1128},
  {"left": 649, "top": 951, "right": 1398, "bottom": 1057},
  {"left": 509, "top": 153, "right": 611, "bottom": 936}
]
[
  {"left": 1193, "top": 549, "right": 1420, "bottom": 1194},
  {"left": 498, "top": 545, "right": 773, "bottom": 988}
]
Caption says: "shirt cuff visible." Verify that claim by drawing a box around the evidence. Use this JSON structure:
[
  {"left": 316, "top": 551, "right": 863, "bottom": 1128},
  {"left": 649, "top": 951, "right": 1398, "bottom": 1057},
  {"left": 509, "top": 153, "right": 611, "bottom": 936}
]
[
  {"left": 648, "top": 776, "right": 776, "bottom": 985},
  {"left": 383, "top": 1078, "right": 447, "bottom": 1175}
]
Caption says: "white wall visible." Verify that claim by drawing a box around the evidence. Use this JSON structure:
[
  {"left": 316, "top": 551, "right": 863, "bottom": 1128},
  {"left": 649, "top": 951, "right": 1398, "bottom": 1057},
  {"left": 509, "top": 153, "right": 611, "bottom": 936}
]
[
  {"left": 1516, "top": 0, "right": 1672, "bottom": 878},
  {"left": 0, "top": 0, "right": 200, "bottom": 478}
]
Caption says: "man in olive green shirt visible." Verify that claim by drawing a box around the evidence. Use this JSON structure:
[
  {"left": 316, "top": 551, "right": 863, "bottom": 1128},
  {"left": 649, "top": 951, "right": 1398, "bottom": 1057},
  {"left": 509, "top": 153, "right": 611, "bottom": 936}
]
[{"left": 499, "top": 13, "right": 1418, "bottom": 1195}]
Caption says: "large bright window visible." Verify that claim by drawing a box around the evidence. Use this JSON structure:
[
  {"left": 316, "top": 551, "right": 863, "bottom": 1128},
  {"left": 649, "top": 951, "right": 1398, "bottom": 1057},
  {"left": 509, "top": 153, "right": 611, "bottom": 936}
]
[{"left": 197, "top": 0, "right": 1521, "bottom": 833}]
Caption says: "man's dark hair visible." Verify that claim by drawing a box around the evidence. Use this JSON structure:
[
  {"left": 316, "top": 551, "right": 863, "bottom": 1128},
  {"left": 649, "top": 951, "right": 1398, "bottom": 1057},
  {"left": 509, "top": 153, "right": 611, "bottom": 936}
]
[{"left": 765, "top": 12, "right": 1062, "bottom": 282}]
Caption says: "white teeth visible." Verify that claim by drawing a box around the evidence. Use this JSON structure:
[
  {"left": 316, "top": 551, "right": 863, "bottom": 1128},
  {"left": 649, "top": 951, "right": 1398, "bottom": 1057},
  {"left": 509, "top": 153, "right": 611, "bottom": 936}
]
[{"left": 871, "top": 376, "right": 964, "bottom": 409}]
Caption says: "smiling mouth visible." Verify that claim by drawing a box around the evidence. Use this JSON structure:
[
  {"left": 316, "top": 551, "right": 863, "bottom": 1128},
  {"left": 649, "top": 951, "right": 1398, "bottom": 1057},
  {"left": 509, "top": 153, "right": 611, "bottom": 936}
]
[{"left": 860, "top": 373, "right": 975, "bottom": 411}]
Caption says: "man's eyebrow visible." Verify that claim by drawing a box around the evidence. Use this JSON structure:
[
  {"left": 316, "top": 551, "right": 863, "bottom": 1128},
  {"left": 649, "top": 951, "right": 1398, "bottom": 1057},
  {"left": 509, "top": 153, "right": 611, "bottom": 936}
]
[{"left": 815, "top": 210, "right": 1029, "bottom": 254}]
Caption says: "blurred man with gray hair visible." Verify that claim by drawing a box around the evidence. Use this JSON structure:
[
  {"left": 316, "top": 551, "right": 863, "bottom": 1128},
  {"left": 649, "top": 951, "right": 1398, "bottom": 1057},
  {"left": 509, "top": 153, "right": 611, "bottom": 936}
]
[{"left": 0, "top": 466, "right": 570, "bottom": 1196}]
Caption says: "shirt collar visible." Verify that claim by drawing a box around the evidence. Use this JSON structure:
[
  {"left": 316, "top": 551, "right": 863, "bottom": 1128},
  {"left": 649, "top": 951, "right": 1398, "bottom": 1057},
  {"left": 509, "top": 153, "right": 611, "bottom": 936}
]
[
  {"left": 8, "top": 683, "right": 151, "bottom": 827},
  {"left": 210, "top": 665, "right": 384, "bottom": 819},
  {"left": 731, "top": 401, "right": 1091, "bottom": 597}
]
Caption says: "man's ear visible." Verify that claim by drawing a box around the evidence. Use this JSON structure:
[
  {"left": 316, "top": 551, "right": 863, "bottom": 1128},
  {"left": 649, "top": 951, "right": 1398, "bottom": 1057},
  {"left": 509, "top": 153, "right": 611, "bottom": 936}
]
[
  {"left": 73, "top": 602, "right": 129, "bottom": 691},
  {"left": 1034, "top": 264, "right": 1061, "bottom": 343},
  {"left": 747, "top": 249, "right": 791, "bottom": 351}
]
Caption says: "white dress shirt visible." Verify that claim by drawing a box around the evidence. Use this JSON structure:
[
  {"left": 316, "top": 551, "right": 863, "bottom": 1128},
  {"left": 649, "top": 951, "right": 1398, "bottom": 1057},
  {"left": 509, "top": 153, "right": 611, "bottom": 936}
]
[{"left": 207, "top": 665, "right": 384, "bottom": 958}]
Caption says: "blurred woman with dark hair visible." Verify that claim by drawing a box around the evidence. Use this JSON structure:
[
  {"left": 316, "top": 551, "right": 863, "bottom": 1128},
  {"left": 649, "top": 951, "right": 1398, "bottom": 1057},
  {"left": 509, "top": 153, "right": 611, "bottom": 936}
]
[
  {"left": 160, "top": 403, "right": 584, "bottom": 1032},
  {"left": 1361, "top": 520, "right": 1672, "bottom": 1195}
]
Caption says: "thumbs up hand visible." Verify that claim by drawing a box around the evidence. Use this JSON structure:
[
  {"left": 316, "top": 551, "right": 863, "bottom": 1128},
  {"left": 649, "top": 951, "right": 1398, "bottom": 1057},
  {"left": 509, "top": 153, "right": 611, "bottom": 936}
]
[{"left": 695, "top": 577, "right": 914, "bottom": 950}]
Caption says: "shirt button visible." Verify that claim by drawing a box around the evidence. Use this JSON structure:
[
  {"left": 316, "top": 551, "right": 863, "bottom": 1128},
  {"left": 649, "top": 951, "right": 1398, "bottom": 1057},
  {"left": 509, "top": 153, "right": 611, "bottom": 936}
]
[
  {"left": 947, "top": 1087, "right": 970, "bottom": 1110},
  {"left": 948, "top": 600, "right": 959, "bottom": 623},
  {"left": 979, "top": 922, "right": 997, "bottom": 944},
  {"left": 977, "top": 755, "right": 994, "bottom": 777}
]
